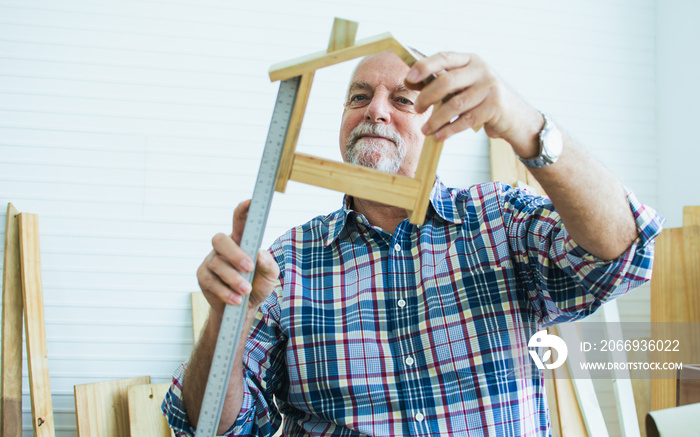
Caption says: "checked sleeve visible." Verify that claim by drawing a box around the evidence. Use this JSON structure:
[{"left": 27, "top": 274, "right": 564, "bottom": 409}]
[{"left": 497, "top": 183, "right": 664, "bottom": 326}]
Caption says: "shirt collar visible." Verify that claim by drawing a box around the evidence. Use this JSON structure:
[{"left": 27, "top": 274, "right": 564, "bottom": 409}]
[{"left": 323, "top": 176, "right": 463, "bottom": 246}]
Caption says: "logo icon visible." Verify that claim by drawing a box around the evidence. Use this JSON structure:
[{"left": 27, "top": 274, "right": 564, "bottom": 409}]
[{"left": 528, "top": 330, "right": 568, "bottom": 370}]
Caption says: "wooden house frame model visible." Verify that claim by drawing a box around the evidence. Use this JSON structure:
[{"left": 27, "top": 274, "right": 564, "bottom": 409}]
[{"left": 268, "top": 18, "right": 444, "bottom": 225}]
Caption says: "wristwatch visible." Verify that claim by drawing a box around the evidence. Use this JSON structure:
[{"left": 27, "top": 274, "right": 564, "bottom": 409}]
[{"left": 518, "top": 113, "right": 563, "bottom": 168}]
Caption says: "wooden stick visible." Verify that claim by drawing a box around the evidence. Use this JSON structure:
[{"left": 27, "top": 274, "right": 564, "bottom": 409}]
[
  {"left": 2, "top": 203, "right": 23, "bottom": 436},
  {"left": 18, "top": 213, "right": 55, "bottom": 436},
  {"left": 409, "top": 131, "right": 444, "bottom": 224},
  {"left": 557, "top": 323, "right": 609, "bottom": 436},
  {"left": 275, "top": 72, "right": 315, "bottom": 193},
  {"left": 289, "top": 153, "right": 421, "bottom": 210},
  {"left": 270, "top": 34, "right": 413, "bottom": 82},
  {"left": 191, "top": 291, "right": 210, "bottom": 343},
  {"left": 602, "top": 300, "right": 641, "bottom": 436},
  {"left": 327, "top": 18, "right": 358, "bottom": 52}
]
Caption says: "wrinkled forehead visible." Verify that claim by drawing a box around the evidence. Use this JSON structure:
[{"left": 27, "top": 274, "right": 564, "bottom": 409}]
[{"left": 346, "top": 51, "right": 412, "bottom": 95}]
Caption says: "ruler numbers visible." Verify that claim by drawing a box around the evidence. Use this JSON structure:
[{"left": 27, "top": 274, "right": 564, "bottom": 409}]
[{"left": 195, "top": 76, "right": 300, "bottom": 436}]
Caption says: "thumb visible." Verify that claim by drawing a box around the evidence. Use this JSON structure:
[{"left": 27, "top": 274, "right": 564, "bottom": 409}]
[{"left": 231, "top": 199, "right": 251, "bottom": 245}]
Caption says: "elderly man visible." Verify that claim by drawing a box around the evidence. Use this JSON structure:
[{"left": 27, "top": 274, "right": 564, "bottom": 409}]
[{"left": 162, "top": 50, "right": 662, "bottom": 436}]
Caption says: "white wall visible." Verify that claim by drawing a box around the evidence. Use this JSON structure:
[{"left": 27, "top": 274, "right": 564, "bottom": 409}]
[
  {"left": 656, "top": 0, "right": 700, "bottom": 227},
  {"left": 0, "top": 0, "right": 657, "bottom": 435}
]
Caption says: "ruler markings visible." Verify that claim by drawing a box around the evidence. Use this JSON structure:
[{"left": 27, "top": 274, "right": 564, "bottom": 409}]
[{"left": 195, "top": 76, "right": 300, "bottom": 436}]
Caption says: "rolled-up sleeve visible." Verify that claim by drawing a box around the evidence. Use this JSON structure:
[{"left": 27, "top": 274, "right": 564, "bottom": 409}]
[{"left": 501, "top": 184, "right": 664, "bottom": 326}]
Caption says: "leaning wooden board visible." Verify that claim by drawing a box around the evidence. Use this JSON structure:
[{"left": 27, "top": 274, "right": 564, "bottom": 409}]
[
  {"left": 19, "top": 213, "right": 56, "bottom": 436},
  {"left": 650, "top": 225, "right": 700, "bottom": 410},
  {"left": 2, "top": 203, "right": 23, "bottom": 436},
  {"left": 74, "top": 376, "right": 151, "bottom": 436},
  {"left": 683, "top": 205, "right": 700, "bottom": 226},
  {"left": 127, "top": 383, "right": 175, "bottom": 437}
]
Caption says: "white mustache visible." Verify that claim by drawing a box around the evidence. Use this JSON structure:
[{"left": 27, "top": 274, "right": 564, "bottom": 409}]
[{"left": 346, "top": 123, "right": 404, "bottom": 150}]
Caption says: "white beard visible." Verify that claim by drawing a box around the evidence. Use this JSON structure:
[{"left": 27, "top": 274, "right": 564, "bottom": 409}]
[{"left": 345, "top": 123, "right": 406, "bottom": 174}]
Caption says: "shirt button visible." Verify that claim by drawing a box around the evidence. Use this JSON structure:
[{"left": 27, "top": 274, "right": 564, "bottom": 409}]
[
  {"left": 415, "top": 412, "right": 424, "bottom": 422},
  {"left": 355, "top": 216, "right": 363, "bottom": 223},
  {"left": 405, "top": 357, "right": 414, "bottom": 366},
  {"left": 398, "top": 299, "right": 406, "bottom": 308},
  {"left": 393, "top": 243, "right": 401, "bottom": 252}
]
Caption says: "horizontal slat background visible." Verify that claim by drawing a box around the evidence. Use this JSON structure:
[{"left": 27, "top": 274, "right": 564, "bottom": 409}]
[{"left": 0, "top": 0, "right": 662, "bottom": 435}]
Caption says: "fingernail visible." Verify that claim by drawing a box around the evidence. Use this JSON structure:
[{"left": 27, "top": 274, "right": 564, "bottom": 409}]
[
  {"left": 406, "top": 69, "right": 419, "bottom": 83},
  {"left": 240, "top": 281, "right": 252, "bottom": 294},
  {"left": 241, "top": 259, "right": 253, "bottom": 272},
  {"left": 421, "top": 124, "right": 429, "bottom": 134}
]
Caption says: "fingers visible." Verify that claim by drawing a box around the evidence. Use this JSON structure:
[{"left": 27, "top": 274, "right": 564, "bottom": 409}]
[
  {"left": 209, "top": 253, "right": 252, "bottom": 301},
  {"left": 248, "top": 250, "right": 280, "bottom": 308},
  {"left": 198, "top": 259, "right": 248, "bottom": 306},
  {"left": 406, "top": 52, "right": 507, "bottom": 139},
  {"left": 212, "top": 232, "right": 254, "bottom": 274},
  {"left": 432, "top": 99, "right": 496, "bottom": 141},
  {"left": 198, "top": 233, "right": 255, "bottom": 308},
  {"left": 413, "top": 65, "right": 481, "bottom": 114},
  {"left": 232, "top": 200, "right": 251, "bottom": 244},
  {"left": 198, "top": 228, "right": 280, "bottom": 311},
  {"left": 406, "top": 52, "right": 472, "bottom": 86},
  {"left": 423, "top": 82, "right": 493, "bottom": 140}
]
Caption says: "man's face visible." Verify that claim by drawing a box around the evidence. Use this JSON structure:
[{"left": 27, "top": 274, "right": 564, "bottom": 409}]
[{"left": 339, "top": 51, "right": 430, "bottom": 178}]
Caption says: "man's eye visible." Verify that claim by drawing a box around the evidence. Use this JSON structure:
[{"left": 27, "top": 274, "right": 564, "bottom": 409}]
[
  {"left": 347, "top": 94, "right": 369, "bottom": 107},
  {"left": 396, "top": 97, "right": 413, "bottom": 105}
]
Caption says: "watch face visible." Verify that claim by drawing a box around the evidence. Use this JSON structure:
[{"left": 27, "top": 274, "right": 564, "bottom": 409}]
[{"left": 542, "top": 122, "right": 563, "bottom": 162}]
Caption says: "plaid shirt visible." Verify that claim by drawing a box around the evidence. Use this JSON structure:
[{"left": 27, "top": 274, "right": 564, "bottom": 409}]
[{"left": 163, "top": 178, "right": 662, "bottom": 436}]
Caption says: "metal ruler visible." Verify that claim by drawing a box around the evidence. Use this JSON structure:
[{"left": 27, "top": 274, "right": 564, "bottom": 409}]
[{"left": 195, "top": 76, "right": 300, "bottom": 437}]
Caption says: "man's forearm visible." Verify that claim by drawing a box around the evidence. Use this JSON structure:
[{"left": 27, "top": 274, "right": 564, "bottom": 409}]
[
  {"left": 527, "top": 132, "right": 637, "bottom": 260},
  {"left": 182, "top": 307, "right": 260, "bottom": 435}
]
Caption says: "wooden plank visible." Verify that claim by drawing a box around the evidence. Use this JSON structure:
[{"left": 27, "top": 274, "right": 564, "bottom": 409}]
[
  {"left": 289, "top": 153, "right": 421, "bottom": 210},
  {"left": 557, "top": 323, "right": 609, "bottom": 436},
  {"left": 677, "top": 364, "right": 700, "bottom": 406},
  {"left": 628, "top": 338, "right": 651, "bottom": 437},
  {"left": 551, "top": 367, "right": 587, "bottom": 436},
  {"left": 269, "top": 33, "right": 417, "bottom": 82},
  {"left": 548, "top": 325, "right": 588, "bottom": 437},
  {"left": 489, "top": 138, "right": 544, "bottom": 194},
  {"left": 650, "top": 226, "right": 700, "bottom": 411},
  {"left": 191, "top": 291, "right": 210, "bottom": 343},
  {"left": 327, "top": 18, "right": 358, "bottom": 52},
  {"left": 18, "top": 213, "right": 55, "bottom": 436},
  {"left": 127, "top": 383, "right": 174, "bottom": 437},
  {"left": 274, "top": 71, "right": 315, "bottom": 193},
  {"left": 409, "top": 133, "right": 444, "bottom": 224},
  {"left": 2, "top": 203, "right": 23, "bottom": 436},
  {"left": 74, "top": 376, "right": 151, "bottom": 436},
  {"left": 601, "top": 300, "right": 641, "bottom": 437},
  {"left": 683, "top": 205, "right": 700, "bottom": 226}
]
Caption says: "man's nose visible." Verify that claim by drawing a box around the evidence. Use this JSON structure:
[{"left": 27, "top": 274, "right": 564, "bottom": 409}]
[{"left": 365, "top": 96, "right": 392, "bottom": 123}]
